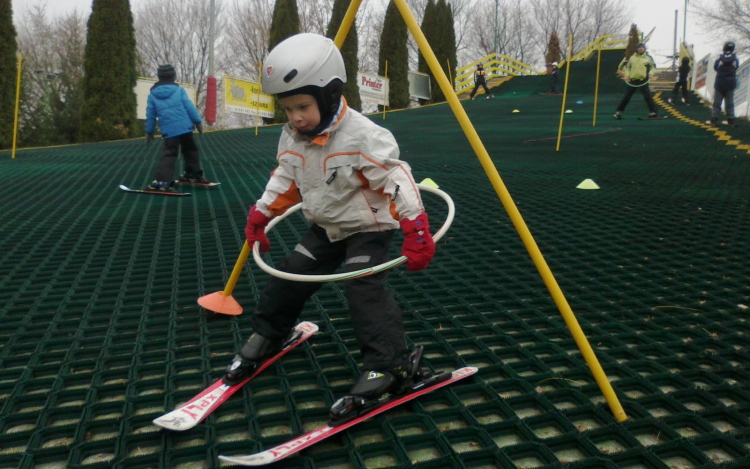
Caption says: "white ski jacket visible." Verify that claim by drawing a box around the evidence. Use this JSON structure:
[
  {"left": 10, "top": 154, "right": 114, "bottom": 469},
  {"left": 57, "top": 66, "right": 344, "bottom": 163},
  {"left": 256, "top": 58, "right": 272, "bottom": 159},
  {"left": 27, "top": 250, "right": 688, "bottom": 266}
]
[{"left": 255, "top": 99, "right": 425, "bottom": 242}]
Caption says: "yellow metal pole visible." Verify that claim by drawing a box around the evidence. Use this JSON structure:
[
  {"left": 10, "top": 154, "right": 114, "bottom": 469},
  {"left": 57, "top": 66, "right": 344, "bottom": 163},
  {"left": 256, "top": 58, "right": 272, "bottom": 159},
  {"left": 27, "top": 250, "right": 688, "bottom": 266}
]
[
  {"left": 223, "top": 241, "right": 251, "bottom": 296},
  {"left": 447, "top": 59, "right": 453, "bottom": 90},
  {"left": 593, "top": 43, "right": 602, "bottom": 127},
  {"left": 12, "top": 54, "right": 23, "bottom": 160},
  {"left": 256, "top": 61, "right": 261, "bottom": 136},
  {"left": 383, "top": 61, "right": 388, "bottom": 120},
  {"left": 556, "top": 34, "right": 574, "bottom": 152},
  {"left": 391, "top": 0, "right": 627, "bottom": 422},
  {"left": 333, "top": 0, "right": 363, "bottom": 49}
]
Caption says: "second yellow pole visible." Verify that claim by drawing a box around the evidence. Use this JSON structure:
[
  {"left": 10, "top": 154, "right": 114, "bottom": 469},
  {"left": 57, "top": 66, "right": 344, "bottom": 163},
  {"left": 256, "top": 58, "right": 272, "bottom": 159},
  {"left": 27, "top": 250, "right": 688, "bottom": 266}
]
[
  {"left": 593, "top": 43, "right": 602, "bottom": 127},
  {"left": 556, "top": 34, "right": 574, "bottom": 152},
  {"left": 12, "top": 53, "right": 23, "bottom": 160}
]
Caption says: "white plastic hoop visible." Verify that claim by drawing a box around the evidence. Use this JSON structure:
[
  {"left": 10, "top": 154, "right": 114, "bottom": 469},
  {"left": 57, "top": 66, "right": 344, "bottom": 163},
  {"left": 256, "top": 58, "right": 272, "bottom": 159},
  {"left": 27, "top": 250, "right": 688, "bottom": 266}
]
[{"left": 252, "top": 184, "right": 455, "bottom": 282}]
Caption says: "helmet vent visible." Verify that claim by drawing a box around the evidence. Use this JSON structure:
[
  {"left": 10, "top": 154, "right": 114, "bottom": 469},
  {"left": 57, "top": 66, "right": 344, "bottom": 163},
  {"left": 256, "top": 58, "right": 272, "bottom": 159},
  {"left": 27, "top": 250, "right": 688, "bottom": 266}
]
[{"left": 283, "top": 70, "right": 298, "bottom": 83}]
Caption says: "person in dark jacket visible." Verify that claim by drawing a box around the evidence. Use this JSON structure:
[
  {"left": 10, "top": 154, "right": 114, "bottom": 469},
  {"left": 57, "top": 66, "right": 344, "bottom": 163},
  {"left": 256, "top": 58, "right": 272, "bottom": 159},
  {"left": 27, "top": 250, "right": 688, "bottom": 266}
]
[
  {"left": 469, "top": 63, "right": 493, "bottom": 100},
  {"left": 669, "top": 57, "right": 691, "bottom": 105},
  {"left": 144, "top": 64, "right": 209, "bottom": 192},
  {"left": 709, "top": 42, "right": 740, "bottom": 127},
  {"left": 549, "top": 62, "right": 560, "bottom": 94}
]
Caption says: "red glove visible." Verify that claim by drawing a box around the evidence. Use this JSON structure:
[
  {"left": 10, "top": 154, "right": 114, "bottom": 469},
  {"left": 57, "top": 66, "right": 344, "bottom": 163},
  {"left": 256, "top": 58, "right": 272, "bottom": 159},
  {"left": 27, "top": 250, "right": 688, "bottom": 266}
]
[
  {"left": 245, "top": 205, "right": 272, "bottom": 252},
  {"left": 400, "top": 213, "right": 435, "bottom": 271}
]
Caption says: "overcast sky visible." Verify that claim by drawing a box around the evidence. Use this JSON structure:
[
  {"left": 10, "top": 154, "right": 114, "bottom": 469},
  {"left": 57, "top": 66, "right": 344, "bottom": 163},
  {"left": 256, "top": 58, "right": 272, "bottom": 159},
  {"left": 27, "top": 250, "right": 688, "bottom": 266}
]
[{"left": 11, "top": 0, "right": 727, "bottom": 65}]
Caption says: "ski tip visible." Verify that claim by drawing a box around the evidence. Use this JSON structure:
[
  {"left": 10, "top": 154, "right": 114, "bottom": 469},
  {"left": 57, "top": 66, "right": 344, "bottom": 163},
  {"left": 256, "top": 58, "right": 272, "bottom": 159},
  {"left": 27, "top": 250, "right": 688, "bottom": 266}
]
[
  {"left": 151, "top": 414, "right": 193, "bottom": 431},
  {"left": 297, "top": 321, "right": 319, "bottom": 334},
  {"left": 119, "top": 185, "right": 131, "bottom": 191},
  {"left": 218, "top": 454, "right": 272, "bottom": 466}
]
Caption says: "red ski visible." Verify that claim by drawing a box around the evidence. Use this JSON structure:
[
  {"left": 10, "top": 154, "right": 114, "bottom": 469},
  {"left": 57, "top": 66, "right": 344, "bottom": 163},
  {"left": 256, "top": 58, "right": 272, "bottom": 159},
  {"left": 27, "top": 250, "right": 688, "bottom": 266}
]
[
  {"left": 218, "top": 367, "right": 478, "bottom": 466},
  {"left": 119, "top": 184, "right": 190, "bottom": 196},
  {"left": 152, "top": 321, "right": 318, "bottom": 431},
  {"left": 176, "top": 181, "right": 221, "bottom": 187}
]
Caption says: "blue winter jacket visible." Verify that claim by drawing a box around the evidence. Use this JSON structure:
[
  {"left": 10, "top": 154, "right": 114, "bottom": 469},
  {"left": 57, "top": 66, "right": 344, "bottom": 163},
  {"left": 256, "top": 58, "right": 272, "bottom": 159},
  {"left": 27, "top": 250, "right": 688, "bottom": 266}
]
[{"left": 145, "top": 84, "right": 202, "bottom": 138}]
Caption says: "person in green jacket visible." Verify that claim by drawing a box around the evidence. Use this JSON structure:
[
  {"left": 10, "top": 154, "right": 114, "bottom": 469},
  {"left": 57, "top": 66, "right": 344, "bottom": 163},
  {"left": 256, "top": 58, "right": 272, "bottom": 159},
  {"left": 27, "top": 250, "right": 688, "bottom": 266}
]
[{"left": 614, "top": 43, "right": 658, "bottom": 119}]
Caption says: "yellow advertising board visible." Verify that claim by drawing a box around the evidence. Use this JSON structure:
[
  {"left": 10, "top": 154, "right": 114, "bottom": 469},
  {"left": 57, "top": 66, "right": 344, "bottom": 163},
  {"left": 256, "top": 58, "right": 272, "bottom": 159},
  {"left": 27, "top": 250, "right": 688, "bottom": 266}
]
[{"left": 224, "top": 75, "right": 275, "bottom": 119}]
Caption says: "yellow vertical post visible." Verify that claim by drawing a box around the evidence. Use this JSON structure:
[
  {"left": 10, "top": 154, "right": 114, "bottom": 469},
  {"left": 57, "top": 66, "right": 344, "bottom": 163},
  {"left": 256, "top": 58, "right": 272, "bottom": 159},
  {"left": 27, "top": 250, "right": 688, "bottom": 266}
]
[
  {"left": 383, "top": 61, "right": 388, "bottom": 120},
  {"left": 256, "top": 61, "right": 261, "bottom": 136},
  {"left": 593, "top": 43, "right": 602, "bottom": 127},
  {"left": 447, "top": 59, "right": 453, "bottom": 91},
  {"left": 391, "top": 0, "right": 626, "bottom": 422},
  {"left": 556, "top": 34, "right": 574, "bottom": 152},
  {"left": 12, "top": 53, "right": 23, "bottom": 160}
]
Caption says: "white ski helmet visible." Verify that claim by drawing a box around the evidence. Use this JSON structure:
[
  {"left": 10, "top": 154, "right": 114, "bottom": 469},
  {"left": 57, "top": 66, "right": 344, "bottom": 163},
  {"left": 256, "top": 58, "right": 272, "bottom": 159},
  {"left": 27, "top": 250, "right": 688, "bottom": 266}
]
[{"left": 262, "top": 33, "right": 346, "bottom": 95}]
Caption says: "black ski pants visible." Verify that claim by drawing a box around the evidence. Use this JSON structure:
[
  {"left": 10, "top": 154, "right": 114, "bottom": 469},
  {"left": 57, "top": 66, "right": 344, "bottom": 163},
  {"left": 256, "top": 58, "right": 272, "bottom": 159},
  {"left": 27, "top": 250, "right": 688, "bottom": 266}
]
[
  {"left": 250, "top": 224, "right": 409, "bottom": 371},
  {"left": 550, "top": 74, "right": 559, "bottom": 94},
  {"left": 671, "top": 81, "right": 689, "bottom": 103},
  {"left": 617, "top": 81, "right": 657, "bottom": 114},
  {"left": 155, "top": 132, "right": 201, "bottom": 181},
  {"left": 470, "top": 81, "right": 492, "bottom": 98}
]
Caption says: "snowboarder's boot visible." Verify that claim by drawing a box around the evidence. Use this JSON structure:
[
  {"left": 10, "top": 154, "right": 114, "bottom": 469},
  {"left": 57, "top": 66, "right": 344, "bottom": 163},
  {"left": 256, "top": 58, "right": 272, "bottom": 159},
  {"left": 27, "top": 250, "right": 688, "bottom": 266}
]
[
  {"left": 706, "top": 117, "right": 719, "bottom": 126},
  {"left": 179, "top": 170, "right": 210, "bottom": 184},
  {"left": 146, "top": 180, "right": 176, "bottom": 192},
  {"left": 329, "top": 346, "right": 430, "bottom": 426},
  {"left": 648, "top": 112, "right": 658, "bottom": 118},
  {"left": 223, "top": 332, "right": 282, "bottom": 385},
  {"left": 613, "top": 111, "right": 622, "bottom": 120},
  {"left": 727, "top": 118, "right": 738, "bottom": 128}
]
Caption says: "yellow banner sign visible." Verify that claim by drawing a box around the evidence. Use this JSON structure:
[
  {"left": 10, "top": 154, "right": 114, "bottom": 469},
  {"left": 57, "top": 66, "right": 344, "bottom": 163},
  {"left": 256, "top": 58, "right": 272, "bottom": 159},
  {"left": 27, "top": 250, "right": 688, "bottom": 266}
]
[{"left": 224, "top": 75, "right": 275, "bottom": 118}]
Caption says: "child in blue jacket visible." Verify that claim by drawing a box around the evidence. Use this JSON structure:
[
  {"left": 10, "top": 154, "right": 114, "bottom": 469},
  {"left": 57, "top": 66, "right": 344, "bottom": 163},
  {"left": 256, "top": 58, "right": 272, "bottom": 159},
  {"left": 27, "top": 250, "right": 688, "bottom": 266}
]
[{"left": 145, "top": 64, "right": 210, "bottom": 192}]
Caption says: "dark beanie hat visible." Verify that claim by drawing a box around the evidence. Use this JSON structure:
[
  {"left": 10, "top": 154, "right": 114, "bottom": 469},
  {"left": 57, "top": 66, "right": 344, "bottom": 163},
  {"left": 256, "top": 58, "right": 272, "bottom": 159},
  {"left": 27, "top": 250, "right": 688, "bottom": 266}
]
[{"left": 157, "top": 64, "right": 176, "bottom": 80}]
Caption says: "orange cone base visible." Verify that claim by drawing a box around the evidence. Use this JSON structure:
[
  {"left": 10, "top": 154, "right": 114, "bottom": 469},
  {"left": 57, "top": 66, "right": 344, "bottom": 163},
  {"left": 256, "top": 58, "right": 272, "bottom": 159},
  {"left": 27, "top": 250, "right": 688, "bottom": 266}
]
[{"left": 197, "top": 291, "right": 243, "bottom": 315}]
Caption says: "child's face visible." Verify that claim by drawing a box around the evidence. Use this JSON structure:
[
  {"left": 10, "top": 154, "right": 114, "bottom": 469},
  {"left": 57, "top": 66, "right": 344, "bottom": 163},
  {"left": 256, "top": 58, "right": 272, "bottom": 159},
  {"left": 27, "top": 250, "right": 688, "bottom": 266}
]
[
  {"left": 637, "top": 46, "right": 645, "bottom": 54},
  {"left": 279, "top": 94, "right": 321, "bottom": 132}
]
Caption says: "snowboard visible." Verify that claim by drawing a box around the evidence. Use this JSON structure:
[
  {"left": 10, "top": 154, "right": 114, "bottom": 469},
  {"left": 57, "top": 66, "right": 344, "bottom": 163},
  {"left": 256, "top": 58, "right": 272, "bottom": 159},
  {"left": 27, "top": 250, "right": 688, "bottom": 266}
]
[
  {"left": 218, "top": 366, "right": 478, "bottom": 466},
  {"left": 152, "top": 321, "right": 318, "bottom": 431},
  {"left": 119, "top": 184, "right": 190, "bottom": 196}
]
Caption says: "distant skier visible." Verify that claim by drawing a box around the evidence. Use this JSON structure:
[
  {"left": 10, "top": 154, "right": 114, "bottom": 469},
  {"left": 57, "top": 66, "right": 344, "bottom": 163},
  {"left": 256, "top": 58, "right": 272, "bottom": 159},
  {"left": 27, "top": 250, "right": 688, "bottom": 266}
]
[
  {"left": 548, "top": 62, "right": 560, "bottom": 94},
  {"left": 469, "top": 63, "right": 493, "bottom": 100},
  {"left": 614, "top": 43, "right": 658, "bottom": 119},
  {"left": 708, "top": 41, "right": 739, "bottom": 127},
  {"left": 668, "top": 57, "right": 691, "bottom": 106},
  {"left": 144, "top": 64, "right": 210, "bottom": 192}
]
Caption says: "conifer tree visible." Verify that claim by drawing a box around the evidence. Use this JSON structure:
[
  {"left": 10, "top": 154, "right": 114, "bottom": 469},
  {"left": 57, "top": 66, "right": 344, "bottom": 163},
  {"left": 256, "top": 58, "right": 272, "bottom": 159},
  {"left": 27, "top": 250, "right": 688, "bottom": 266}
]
[
  {"left": 268, "top": 0, "right": 300, "bottom": 122},
  {"left": 0, "top": 0, "right": 18, "bottom": 149},
  {"left": 417, "top": 0, "right": 455, "bottom": 104},
  {"left": 546, "top": 31, "right": 562, "bottom": 65},
  {"left": 441, "top": 0, "right": 457, "bottom": 100},
  {"left": 624, "top": 24, "right": 639, "bottom": 60},
  {"left": 80, "top": 0, "right": 138, "bottom": 142},
  {"left": 378, "top": 1, "right": 409, "bottom": 109},
  {"left": 326, "top": 0, "right": 361, "bottom": 111}
]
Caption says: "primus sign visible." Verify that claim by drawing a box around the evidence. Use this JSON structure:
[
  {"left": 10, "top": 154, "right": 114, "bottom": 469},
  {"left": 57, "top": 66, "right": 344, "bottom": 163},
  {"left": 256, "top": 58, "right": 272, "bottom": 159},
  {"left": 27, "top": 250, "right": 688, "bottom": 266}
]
[{"left": 357, "top": 72, "right": 389, "bottom": 106}]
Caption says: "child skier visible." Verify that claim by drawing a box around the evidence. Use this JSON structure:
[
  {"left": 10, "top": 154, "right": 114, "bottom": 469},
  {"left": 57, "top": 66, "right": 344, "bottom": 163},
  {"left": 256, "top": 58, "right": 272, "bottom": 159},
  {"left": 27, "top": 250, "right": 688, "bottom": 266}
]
[
  {"left": 470, "top": 63, "right": 493, "bottom": 100},
  {"left": 668, "top": 57, "right": 691, "bottom": 105},
  {"left": 144, "top": 64, "right": 210, "bottom": 192},
  {"left": 614, "top": 43, "right": 658, "bottom": 119},
  {"left": 223, "top": 34, "right": 436, "bottom": 422},
  {"left": 709, "top": 42, "right": 739, "bottom": 127}
]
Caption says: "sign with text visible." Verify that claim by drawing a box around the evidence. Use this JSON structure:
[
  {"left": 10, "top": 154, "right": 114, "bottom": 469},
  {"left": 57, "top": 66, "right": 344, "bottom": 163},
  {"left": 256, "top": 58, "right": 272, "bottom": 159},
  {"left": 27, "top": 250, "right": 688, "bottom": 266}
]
[
  {"left": 135, "top": 78, "right": 196, "bottom": 120},
  {"left": 224, "top": 75, "right": 275, "bottom": 119},
  {"left": 357, "top": 72, "right": 389, "bottom": 106},
  {"left": 693, "top": 54, "right": 710, "bottom": 90}
]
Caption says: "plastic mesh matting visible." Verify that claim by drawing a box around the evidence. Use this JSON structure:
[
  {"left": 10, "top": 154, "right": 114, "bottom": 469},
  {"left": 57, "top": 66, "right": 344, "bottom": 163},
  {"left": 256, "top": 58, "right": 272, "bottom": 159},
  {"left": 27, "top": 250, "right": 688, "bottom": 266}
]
[{"left": 1, "top": 69, "right": 749, "bottom": 468}]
